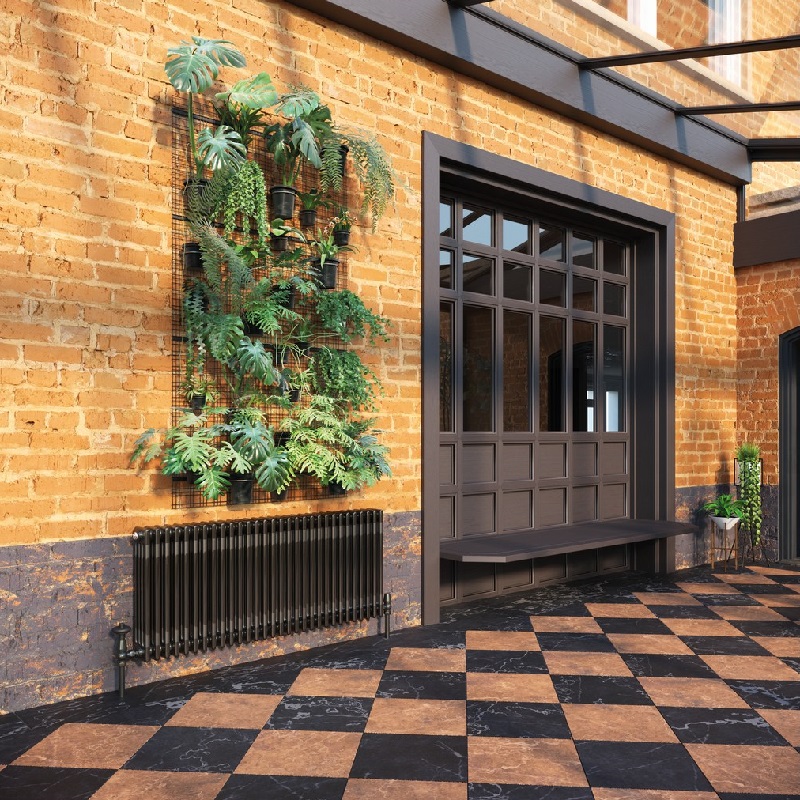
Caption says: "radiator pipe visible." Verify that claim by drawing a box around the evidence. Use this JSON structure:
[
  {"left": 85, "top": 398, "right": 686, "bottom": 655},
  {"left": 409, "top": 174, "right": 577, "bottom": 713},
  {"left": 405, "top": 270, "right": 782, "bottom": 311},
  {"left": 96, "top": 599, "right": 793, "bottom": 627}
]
[
  {"left": 110, "top": 621, "right": 145, "bottom": 699},
  {"left": 382, "top": 592, "right": 392, "bottom": 639}
]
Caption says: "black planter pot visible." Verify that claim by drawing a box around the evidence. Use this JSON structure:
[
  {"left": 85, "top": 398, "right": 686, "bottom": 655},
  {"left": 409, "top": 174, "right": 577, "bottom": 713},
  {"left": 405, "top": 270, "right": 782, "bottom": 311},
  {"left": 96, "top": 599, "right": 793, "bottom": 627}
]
[
  {"left": 299, "top": 208, "right": 317, "bottom": 228},
  {"left": 228, "top": 475, "right": 255, "bottom": 505},
  {"left": 242, "top": 316, "right": 264, "bottom": 336},
  {"left": 271, "top": 284, "right": 295, "bottom": 310},
  {"left": 182, "top": 242, "right": 203, "bottom": 272},
  {"left": 189, "top": 393, "right": 206, "bottom": 415},
  {"left": 333, "top": 229, "right": 350, "bottom": 247},
  {"left": 313, "top": 257, "right": 339, "bottom": 290},
  {"left": 271, "top": 234, "right": 289, "bottom": 252},
  {"left": 182, "top": 178, "right": 209, "bottom": 216},
  {"left": 328, "top": 481, "right": 347, "bottom": 496},
  {"left": 270, "top": 185, "right": 297, "bottom": 220},
  {"left": 270, "top": 488, "right": 288, "bottom": 502}
]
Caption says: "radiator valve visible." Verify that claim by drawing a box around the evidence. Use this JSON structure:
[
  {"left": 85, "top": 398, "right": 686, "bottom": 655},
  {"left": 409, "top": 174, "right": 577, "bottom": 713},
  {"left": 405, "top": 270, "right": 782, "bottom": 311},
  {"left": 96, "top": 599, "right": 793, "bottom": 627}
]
[
  {"left": 110, "top": 621, "right": 144, "bottom": 699},
  {"left": 382, "top": 592, "right": 392, "bottom": 639}
]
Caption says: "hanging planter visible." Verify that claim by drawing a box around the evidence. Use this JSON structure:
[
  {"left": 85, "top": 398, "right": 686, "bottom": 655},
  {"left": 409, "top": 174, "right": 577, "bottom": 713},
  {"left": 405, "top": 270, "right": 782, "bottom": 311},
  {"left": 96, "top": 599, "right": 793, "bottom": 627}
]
[
  {"left": 181, "top": 177, "right": 209, "bottom": 217},
  {"left": 270, "top": 185, "right": 297, "bottom": 220},
  {"left": 328, "top": 481, "right": 348, "bottom": 496},
  {"left": 189, "top": 393, "right": 207, "bottom": 415},
  {"left": 313, "top": 257, "right": 339, "bottom": 290},
  {"left": 333, "top": 229, "right": 350, "bottom": 247},
  {"left": 182, "top": 242, "right": 204, "bottom": 272},
  {"left": 228, "top": 474, "right": 256, "bottom": 505},
  {"left": 299, "top": 208, "right": 317, "bottom": 227}
]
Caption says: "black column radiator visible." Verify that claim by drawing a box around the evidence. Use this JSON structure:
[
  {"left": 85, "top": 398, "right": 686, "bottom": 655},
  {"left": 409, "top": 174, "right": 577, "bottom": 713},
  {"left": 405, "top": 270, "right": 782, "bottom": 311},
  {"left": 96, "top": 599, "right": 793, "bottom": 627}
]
[{"left": 111, "top": 510, "right": 389, "bottom": 695}]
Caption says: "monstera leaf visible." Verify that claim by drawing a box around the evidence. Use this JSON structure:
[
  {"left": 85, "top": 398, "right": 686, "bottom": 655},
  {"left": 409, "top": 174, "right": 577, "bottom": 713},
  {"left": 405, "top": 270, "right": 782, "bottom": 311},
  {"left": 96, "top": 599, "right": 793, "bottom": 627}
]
[
  {"left": 196, "top": 126, "right": 246, "bottom": 172},
  {"left": 165, "top": 37, "right": 246, "bottom": 93},
  {"left": 217, "top": 72, "right": 278, "bottom": 109}
]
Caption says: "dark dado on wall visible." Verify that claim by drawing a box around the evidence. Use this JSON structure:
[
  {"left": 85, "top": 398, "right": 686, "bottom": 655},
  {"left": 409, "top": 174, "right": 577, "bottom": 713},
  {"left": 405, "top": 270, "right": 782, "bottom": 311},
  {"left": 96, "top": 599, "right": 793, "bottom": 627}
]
[{"left": 0, "top": 512, "right": 422, "bottom": 713}]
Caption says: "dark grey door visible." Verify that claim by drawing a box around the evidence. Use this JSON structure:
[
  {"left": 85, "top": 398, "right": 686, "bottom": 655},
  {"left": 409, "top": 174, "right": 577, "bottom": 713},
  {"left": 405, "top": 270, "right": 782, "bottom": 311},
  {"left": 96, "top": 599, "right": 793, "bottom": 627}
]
[{"left": 438, "top": 194, "right": 632, "bottom": 602}]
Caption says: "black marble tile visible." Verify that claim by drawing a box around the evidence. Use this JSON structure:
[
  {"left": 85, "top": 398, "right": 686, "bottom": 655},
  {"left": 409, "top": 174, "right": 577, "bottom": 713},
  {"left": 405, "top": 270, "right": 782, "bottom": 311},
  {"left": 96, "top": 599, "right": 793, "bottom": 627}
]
[
  {"left": 552, "top": 675, "right": 653, "bottom": 705},
  {"left": 468, "top": 785, "right": 594, "bottom": 800},
  {"left": 216, "top": 774, "right": 347, "bottom": 800},
  {"left": 644, "top": 604, "right": 720, "bottom": 619},
  {"left": 621, "top": 653, "right": 718, "bottom": 678},
  {"left": 731, "top": 583, "right": 786, "bottom": 594},
  {"left": 206, "top": 662, "right": 304, "bottom": 695},
  {"left": 660, "top": 707, "right": 790, "bottom": 745},
  {"left": 376, "top": 670, "right": 467, "bottom": 700},
  {"left": 595, "top": 618, "right": 674, "bottom": 635},
  {"left": 0, "top": 766, "right": 114, "bottom": 800},
  {"left": 350, "top": 733, "right": 468, "bottom": 781},
  {"left": 774, "top": 607, "right": 800, "bottom": 621},
  {"left": 466, "top": 701, "right": 570, "bottom": 739},
  {"left": 124, "top": 726, "right": 258, "bottom": 772},
  {"left": 682, "top": 636, "right": 771, "bottom": 656},
  {"left": 390, "top": 627, "right": 467, "bottom": 648},
  {"left": 729, "top": 620, "right": 800, "bottom": 638},
  {"left": 0, "top": 714, "right": 51, "bottom": 764},
  {"left": 534, "top": 633, "right": 616, "bottom": 653},
  {"left": 728, "top": 680, "right": 800, "bottom": 709},
  {"left": 697, "top": 595, "right": 762, "bottom": 606},
  {"left": 465, "top": 650, "right": 548, "bottom": 674},
  {"left": 575, "top": 741, "right": 713, "bottom": 790},
  {"left": 524, "top": 603, "right": 593, "bottom": 618},
  {"left": 265, "top": 695, "right": 373, "bottom": 732}
]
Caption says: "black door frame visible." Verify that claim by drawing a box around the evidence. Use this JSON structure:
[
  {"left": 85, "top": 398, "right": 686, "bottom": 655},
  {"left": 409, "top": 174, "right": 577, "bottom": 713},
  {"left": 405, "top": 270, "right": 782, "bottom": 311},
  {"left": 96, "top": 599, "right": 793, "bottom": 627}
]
[
  {"left": 779, "top": 327, "right": 800, "bottom": 561},
  {"left": 422, "top": 132, "right": 677, "bottom": 624}
]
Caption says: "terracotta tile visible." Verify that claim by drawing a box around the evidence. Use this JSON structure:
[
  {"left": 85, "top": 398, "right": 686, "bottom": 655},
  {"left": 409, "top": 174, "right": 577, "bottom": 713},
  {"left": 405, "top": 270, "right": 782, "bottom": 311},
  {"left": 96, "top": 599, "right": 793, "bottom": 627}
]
[
  {"left": 89, "top": 770, "right": 228, "bottom": 800},
  {"left": 752, "top": 637, "right": 800, "bottom": 657},
  {"left": 749, "top": 565, "right": 800, "bottom": 576},
  {"left": 675, "top": 582, "right": 740, "bottom": 595},
  {"left": 13, "top": 723, "right": 159, "bottom": 770},
  {"left": 343, "top": 778, "right": 467, "bottom": 800},
  {"left": 711, "top": 604, "right": 785, "bottom": 621},
  {"left": 543, "top": 651, "right": 632, "bottom": 676},
  {"left": 466, "top": 630, "right": 539, "bottom": 651},
  {"left": 637, "top": 677, "right": 749, "bottom": 708},
  {"left": 660, "top": 619, "right": 743, "bottom": 637},
  {"left": 165, "top": 692, "right": 282, "bottom": 729},
  {"left": 365, "top": 698, "right": 466, "bottom": 735},
  {"left": 686, "top": 743, "right": 800, "bottom": 795},
  {"left": 288, "top": 668, "right": 383, "bottom": 697},
  {"left": 468, "top": 736, "right": 587, "bottom": 786},
  {"left": 608, "top": 634, "right": 694, "bottom": 655},
  {"left": 592, "top": 790, "right": 720, "bottom": 800},
  {"left": 754, "top": 593, "right": 800, "bottom": 607},
  {"left": 585, "top": 603, "right": 656, "bottom": 618},
  {"left": 699, "top": 654, "right": 800, "bottom": 681},
  {"left": 235, "top": 729, "right": 361, "bottom": 777},
  {"left": 563, "top": 704, "right": 677, "bottom": 742},
  {"left": 466, "top": 672, "right": 558, "bottom": 703},
  {"left": 530, "top": 615, "right": 602, "bottom": 633},
  {"left": 714, "top": 573, "right": 777, "bottom": 584},
  {"left": 633, "top": 591, "right": 701, "bottom": 606},
  {"left": 385, "top": 647, "right": 466, "bottom": 673},
  {"left": 758, "top": 709, "right": 800, "bottom": 746}
]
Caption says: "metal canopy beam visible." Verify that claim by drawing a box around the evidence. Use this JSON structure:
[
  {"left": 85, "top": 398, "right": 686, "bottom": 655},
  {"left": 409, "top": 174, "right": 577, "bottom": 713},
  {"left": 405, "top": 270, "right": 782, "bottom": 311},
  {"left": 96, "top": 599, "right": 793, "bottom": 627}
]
[
  {"left": 580, "top": 33, "right": 800, "bottom": 70},
  {"left": 677, "top": 100, "right": 800, "bottom": 116},
  {"left": 447, "top": 0, "right": 494, "bottom": 5},
  {"left": 748, "top": 138, "right": 800, "bottom": 162}
]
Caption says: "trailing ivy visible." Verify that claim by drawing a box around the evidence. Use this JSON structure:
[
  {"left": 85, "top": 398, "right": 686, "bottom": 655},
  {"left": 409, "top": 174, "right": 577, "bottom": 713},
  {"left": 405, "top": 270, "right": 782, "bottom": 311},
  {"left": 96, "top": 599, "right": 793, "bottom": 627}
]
[{"left": 223, "top": 159, "right": 269, "bottom": 248}]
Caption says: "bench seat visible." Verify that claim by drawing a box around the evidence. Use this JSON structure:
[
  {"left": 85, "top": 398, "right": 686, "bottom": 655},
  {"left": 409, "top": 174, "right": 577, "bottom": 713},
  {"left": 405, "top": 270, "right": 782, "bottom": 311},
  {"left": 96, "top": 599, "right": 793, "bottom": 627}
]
[{"left": 439, "top": 519, "right": 697, "bottom": 564}]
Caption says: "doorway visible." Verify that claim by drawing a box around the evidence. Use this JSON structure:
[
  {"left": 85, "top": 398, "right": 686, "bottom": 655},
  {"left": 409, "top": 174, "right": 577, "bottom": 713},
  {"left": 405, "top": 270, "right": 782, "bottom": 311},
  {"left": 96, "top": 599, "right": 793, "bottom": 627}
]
[{"left": 779, "top": 327, "right": 800, "bottom": 561}]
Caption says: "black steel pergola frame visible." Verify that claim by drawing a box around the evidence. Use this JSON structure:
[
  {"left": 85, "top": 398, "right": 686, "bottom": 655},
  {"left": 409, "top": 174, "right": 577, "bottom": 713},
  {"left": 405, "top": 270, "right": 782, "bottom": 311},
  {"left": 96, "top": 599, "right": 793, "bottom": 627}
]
[{"left": 446, "top": 1, "right": 800, "bottom": 161}]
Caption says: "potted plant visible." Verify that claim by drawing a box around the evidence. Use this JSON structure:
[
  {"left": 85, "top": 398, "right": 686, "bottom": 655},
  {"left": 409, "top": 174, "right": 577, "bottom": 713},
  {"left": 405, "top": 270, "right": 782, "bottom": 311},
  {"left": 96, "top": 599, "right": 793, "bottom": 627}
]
[
  {"left": 263, "top": 88, "right": 333, "bottom": 219},
  {"left": 316, "top": 289, "right": 389, "bottom": 345},
  {"left": 164, "top": 37, "right": 247, "bottom": 186},
  {"left": 214, "top": 71, "right": 278, "bottom": 150},
  {"left": 703, "top": 493, "right": 743, "bottom": 531},
  {"left": 310, "top": 220, "right": 354, "bottom": 289},
  {"left": 309, "top": 347, "right": 379, "bottom": 412},
  {"left": 297, "top": 188, "right": 328, "bottom": 228},
  {"left": 222, "top": 159, "right": 269, "bottom": 249},
  {"left": 332, "top": 207, "right": 354, "bottom": 246},
  {"left": 736, "top": 442, "right": 763, "bottom": 558}
]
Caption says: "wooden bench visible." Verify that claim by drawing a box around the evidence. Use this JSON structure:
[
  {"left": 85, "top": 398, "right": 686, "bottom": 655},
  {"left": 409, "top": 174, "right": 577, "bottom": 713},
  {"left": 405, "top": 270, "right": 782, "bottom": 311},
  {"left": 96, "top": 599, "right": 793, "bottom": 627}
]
[{"left": 439, "top": 519, "right": 697, "bottom": 566}]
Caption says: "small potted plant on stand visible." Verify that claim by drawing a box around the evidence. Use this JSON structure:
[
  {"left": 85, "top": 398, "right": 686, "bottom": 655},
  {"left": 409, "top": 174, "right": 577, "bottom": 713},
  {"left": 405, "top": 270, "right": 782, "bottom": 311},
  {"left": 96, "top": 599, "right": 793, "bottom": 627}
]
[
  {"left": 703, "top": 493, "right": 743, "bottom": 570},
  {"left": 736, "top": 442, "right": 764, "bottom": 562}
]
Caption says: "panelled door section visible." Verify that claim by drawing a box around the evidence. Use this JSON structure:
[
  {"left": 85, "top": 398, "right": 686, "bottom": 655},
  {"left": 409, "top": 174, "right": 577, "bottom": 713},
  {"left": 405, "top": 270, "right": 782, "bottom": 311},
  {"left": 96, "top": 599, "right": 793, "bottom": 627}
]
[{"left": 439, "top": 194, "right": 631, "bottom": 602}]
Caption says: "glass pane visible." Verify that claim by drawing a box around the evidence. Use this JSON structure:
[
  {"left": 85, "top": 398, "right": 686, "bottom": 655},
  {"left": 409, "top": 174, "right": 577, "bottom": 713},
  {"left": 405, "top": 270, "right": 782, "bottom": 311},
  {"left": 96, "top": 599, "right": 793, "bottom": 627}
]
[
  {"left": 604, "top": 282, "right": 625, "bottom": 316},
  {"left": 539, "top": 224, "right": 565, "bottom": 261},
  {"left": 504, "top": 262, "right": 531, "bottom": 301},
  {"left": 464, "top": 305, "right": 494, "bottom": 432},
  {"left": 440, "top": 302, "right": 454, "bottom": 432},
  {"left": 539, "top": 269, "right": 566, "bottom": 307},
  {"left": 503, "top": 311, "right": 531, "bottom": 432},
  {"left": 604, "top": 240, "right": 625, "bottom": 275},
  {"left": 572, "top": 234, "right": 596, "bottom": 268},
  {"left": 463, "top": 204, "right": 493, "bottom": 246},
  {"left": 604, "top": 324, "right": 625, "bottom": 432},
  {"left": 440, "top": 249, "right": 454, "bottom": 290},
  {"left": 572, "top": 276, "right": 596, "bottom": 312},
  {"left": 573, "top": 321, "right": 596, "bottom": 432},
  {"left": 539, "top": 316, "right": 565, "bottom": 432},
  {"left": 440, "top": 199, "right": 454, "bottom": 237},
  {"left": 463, "top": 253, "right": 495, "bottom": 295},
  {"left": 503, "top": 216, "right": 530, "bottom": 254}
]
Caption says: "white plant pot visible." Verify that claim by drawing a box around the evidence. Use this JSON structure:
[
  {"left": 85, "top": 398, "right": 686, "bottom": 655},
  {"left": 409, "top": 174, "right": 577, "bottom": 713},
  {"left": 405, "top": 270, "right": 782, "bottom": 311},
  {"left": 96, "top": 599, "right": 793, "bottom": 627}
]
[{"left": 710, "top": 516, "right": 739, "bottom": 532}]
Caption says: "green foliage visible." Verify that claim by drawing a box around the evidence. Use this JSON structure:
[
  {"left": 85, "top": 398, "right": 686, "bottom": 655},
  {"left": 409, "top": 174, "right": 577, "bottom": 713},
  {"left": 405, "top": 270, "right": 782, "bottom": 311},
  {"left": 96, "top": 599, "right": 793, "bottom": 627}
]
[
  {"left": 223, "top": 159, "right": 269, "bottom": 248},
  {"left": 736, "top": 442, "right": 763, "bottom": 547},
  {"left": 214, "top": 72, "right": 278, "bottom": 148},
  {"left": 195, "top": 126, "right": 246, "bottom": 173},
  {"left": 310, "top": 348, "right": 378, "bottom": 412},
  {"left": 316, "top": 289, "right": 389, "bottom": 344},
  {"left": 703, "top": 493, "right": 743, "bottom": 518}
]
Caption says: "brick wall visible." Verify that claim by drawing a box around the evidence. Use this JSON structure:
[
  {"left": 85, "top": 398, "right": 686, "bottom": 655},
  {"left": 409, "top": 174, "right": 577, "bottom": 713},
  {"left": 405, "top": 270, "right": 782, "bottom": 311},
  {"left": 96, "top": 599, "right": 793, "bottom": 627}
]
[{"left": 0, "top": 0, "right": 774, "bottom": 709}]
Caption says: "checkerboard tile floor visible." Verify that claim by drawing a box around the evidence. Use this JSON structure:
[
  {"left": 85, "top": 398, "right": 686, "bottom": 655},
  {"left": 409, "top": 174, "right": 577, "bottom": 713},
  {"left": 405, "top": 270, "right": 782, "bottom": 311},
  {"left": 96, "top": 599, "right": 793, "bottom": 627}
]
[{"left": 2, "top": 563, "right": 800, "bottom": 799}]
